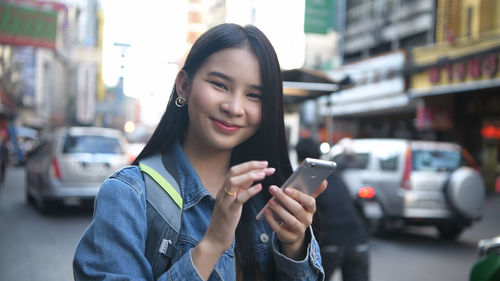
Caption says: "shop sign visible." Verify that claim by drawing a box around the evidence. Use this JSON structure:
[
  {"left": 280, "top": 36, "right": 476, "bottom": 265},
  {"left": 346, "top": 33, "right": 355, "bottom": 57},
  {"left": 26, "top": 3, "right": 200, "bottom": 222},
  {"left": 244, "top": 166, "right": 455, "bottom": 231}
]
[
  {"left": 428, "top": 53, "right": 498, "bottom": 84},
  {"left": 304, "top": 0, "right": 336, "bottom": 34},
  {"left": 416, "top": 102, "right": 454, "bottom": 131},
  {"left": 0, "top": 3, "right": 58, "bottom": 49}
]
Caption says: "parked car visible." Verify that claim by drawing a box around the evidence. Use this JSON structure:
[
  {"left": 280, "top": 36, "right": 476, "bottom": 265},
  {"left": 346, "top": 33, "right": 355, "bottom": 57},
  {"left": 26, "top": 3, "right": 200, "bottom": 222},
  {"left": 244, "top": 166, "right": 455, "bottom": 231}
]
[
  {"left": 325, "top": 138, "right": 486, "bottom": 239},
  {"left": 25, "top": 126, "right": 129, "bottom": 212}
]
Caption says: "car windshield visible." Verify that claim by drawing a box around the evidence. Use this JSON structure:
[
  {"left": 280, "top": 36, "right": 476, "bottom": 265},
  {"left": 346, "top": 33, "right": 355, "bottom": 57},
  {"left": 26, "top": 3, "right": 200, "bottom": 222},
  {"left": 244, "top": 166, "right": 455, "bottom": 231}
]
[
  {"left": 412, "top": 150, "right": 461, "bottom": 172},
  {"left": 63, "top": 135, "right": 123, "bottom": 154}
]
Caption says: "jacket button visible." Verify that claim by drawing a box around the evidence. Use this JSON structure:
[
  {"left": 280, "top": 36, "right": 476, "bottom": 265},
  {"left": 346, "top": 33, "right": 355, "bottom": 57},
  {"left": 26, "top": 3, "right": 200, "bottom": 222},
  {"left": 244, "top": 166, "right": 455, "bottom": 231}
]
[{"left": 260, "top": 233, "right": 269, "bottom": 243}]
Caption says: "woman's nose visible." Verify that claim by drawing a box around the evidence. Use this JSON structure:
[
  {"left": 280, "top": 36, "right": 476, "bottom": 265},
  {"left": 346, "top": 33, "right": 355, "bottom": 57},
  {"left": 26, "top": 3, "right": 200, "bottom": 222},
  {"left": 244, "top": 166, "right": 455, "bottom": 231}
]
[{"left": 221, "top": 95, "right": 245, "bottom": 116}]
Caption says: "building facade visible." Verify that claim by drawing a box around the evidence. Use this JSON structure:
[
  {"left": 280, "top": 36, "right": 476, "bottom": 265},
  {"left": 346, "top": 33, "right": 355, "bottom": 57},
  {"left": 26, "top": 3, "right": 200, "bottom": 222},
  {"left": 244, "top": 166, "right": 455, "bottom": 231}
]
[
  {"left": 410, "top": 0, "right": 500, "bottom": 191},
  {"left": 0, "top": 0, "right": 104, "bottom": 163},
  {"left": 343, "top": 0, "right": 436, "bottom": 63},
  {"left": 320, "top": 0, "right": 437, "bottom": 143},
  {"left": 0, "top": 0, "right": 104, "bottom": 130},
  {"left": 325, "top": 0, "right": 500, "bottom": 192}
]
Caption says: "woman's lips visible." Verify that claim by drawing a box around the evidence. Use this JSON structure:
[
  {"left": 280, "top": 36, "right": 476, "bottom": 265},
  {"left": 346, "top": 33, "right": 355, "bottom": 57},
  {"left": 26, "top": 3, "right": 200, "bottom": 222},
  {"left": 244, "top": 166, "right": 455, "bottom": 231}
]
[{"left": 213, "top": 119, "right": 240, "bottom": 133}]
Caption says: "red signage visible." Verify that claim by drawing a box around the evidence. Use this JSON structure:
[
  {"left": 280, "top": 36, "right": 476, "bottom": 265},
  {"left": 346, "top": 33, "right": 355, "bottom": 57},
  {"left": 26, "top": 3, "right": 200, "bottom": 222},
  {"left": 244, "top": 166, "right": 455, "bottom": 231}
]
[
  {"left": 428, "top": 52, "right": 498, "bottom": 84},
  {"left": 481, "top": 124, "right": 500, "bottom": 140},
  {"left": 416, "top": 102, "right": 454, "bottom": 131}
]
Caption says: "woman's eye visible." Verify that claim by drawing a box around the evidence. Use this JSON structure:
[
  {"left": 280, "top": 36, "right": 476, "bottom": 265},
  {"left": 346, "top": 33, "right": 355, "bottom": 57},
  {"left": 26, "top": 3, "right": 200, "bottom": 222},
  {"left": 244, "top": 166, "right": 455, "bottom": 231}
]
[
  {"left": 247, "top": 93, "right": 262, "bottom": 100},
  {"left": 211, "top": 81, "right": 227, "bottom": 90}
]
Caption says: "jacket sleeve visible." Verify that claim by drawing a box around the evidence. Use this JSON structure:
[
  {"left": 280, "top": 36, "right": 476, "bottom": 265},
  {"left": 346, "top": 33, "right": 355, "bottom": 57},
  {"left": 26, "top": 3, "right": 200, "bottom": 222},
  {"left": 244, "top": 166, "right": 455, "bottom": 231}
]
[
  {"left": 73, "top": 172, "right": 204, "bottom": 281},
  {"left": 73, "top": 175, "right": 152, "bottom": 281},
  {"left": 271, "top": 226, "right": 325, "bottom": 281}
]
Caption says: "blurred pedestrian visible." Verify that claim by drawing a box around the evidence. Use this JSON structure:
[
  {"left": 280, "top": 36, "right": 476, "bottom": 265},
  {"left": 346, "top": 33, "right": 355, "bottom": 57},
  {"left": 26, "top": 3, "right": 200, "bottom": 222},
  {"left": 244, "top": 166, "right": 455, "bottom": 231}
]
[
  {"left": 296, "top": 137, "right": 370, "bottom": 281},
  {"left": 73, "top": 23, "right": 326, "bottom": 281},
  {"left": 0, "top": 138, "right": 9, "bottom": 185}
]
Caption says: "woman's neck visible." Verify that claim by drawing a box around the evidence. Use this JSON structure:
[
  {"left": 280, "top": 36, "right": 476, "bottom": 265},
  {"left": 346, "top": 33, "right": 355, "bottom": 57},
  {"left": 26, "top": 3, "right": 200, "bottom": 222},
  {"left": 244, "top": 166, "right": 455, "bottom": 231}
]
[{"left": 182, "top": 139, "right": 231, "bottom": 197}]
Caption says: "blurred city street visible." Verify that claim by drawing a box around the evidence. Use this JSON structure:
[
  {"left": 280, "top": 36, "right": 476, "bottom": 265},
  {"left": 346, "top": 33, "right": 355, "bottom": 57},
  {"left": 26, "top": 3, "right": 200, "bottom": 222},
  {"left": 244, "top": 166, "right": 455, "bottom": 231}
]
[
  {"left": 1, "top": 166, "right": 499, "bottom": 281},
  {"left": 1, "top": 0, "right": 500, "bottom": 280}
]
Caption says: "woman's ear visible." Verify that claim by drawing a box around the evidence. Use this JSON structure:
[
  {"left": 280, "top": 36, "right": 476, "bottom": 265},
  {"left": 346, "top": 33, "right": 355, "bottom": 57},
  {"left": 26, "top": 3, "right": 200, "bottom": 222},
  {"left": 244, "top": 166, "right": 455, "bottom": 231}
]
[{"left": 175, "top": 70, "right": 190, "bottom": 100}]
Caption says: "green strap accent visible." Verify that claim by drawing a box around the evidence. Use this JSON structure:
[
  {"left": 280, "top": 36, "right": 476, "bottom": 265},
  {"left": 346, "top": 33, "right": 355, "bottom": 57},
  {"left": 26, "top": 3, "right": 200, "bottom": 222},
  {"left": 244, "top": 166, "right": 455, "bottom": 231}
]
[{"left": 139, "top": 163, "right": 183, "bottom": 209}]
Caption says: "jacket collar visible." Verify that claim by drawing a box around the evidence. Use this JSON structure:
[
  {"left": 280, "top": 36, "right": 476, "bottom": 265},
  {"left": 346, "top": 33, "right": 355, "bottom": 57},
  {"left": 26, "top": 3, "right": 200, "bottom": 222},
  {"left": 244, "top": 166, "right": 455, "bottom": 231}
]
[{"left": 171, "top": 140, "right": 213, "bottom": 210}]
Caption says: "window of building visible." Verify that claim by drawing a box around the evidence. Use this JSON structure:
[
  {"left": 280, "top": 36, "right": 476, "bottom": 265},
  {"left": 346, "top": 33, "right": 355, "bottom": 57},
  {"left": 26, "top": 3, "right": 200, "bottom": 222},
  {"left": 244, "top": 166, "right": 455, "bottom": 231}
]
[
  {"left": 400, "top": 31, "right": 428, "bottom": 49},
  {"left": 369, "top": 42, "right": 391, "bottom": 56},
  {"left": 467, "top": 6, "right": 473, "bottom": 38},
  {"left": 344, "top": 52, "right": 363, "bottom": 63}
]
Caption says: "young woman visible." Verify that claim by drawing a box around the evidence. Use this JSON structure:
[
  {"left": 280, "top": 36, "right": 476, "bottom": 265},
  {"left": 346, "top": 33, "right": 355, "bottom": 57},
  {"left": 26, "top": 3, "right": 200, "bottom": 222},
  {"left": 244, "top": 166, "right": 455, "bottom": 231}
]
[{"left": 73, "top": 23, "right": 326, "bottom": 281}]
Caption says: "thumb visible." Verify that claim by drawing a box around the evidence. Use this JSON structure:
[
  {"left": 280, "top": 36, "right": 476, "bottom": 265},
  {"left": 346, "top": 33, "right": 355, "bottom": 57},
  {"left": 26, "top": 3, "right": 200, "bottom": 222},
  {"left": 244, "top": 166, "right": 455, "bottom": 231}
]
[{"left": 311, "top": 180, "right": 328, "bottom": 199}]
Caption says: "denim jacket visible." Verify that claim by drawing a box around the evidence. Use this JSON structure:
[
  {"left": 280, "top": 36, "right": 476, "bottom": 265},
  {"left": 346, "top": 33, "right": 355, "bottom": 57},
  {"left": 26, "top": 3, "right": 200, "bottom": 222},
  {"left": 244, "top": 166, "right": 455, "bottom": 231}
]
[{"left": 73, "top": 142, "right": 324, "bottom": 281}]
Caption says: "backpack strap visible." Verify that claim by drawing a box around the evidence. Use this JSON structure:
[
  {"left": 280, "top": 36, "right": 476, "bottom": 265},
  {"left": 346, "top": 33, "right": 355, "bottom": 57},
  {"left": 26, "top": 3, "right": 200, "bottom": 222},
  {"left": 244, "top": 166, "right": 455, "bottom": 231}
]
[
  {"left": 139, "top": 152, "right": 183, "bottom": 279},
  {"left": 140, "top": 158, "right": 183, "bottom": 209}
]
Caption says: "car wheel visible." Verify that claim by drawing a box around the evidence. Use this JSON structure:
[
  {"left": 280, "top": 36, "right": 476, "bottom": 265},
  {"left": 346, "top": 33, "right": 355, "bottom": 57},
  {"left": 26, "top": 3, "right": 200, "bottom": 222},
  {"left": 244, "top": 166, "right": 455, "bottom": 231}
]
[
  {"left": 35, "top": 196, "right": 52, "bottom": 213},
  {"left": 366, "top": 217, "right": 389, "bottom": 236},
  {"left": 26, "top": 190, "right": 36, "bottom": 205},
  {"left": 437, "top": 224, "right": 464, "bottom": 240}
]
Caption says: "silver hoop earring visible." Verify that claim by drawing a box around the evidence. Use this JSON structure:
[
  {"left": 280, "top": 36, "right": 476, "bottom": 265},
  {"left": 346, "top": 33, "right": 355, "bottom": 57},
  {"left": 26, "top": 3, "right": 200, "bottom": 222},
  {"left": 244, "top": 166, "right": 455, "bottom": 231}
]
[{"left": 175, "top": 97, "right": 186, "bottom": 107}]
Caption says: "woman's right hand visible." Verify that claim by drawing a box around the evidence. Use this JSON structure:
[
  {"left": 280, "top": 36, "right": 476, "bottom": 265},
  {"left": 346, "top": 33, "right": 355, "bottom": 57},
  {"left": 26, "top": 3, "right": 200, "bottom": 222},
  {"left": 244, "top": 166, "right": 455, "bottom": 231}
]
[
  {"left": 208, "top": 160, "right": 275, "bottom": 251},
  {"left": 192, "top": 160, "right": 275, "bottom": 279}
]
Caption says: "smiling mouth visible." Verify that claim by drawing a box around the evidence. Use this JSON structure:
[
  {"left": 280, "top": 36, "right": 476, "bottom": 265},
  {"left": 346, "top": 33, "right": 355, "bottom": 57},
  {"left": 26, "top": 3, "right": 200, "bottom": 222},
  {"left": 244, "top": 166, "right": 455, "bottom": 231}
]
[{"left": 212, "top": 119, "right": 241, "bottom": 133}]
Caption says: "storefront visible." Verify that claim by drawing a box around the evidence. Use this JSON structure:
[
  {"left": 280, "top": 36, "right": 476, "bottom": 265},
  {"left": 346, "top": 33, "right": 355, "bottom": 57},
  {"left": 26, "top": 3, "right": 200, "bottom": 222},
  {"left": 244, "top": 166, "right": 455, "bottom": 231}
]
[
  {"left": 410, "top": 39, "right": 500, "bottom": 192},
  {"left": 319, "top": 50, "right": 415, "bottom": 142}
]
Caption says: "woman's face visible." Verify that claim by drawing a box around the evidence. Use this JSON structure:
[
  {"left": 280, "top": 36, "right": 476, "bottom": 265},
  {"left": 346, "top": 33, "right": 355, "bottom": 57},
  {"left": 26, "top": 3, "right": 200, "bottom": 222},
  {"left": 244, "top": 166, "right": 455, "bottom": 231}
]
[{"left": 179, "top": 47, "right": 262, "bottom": 152}]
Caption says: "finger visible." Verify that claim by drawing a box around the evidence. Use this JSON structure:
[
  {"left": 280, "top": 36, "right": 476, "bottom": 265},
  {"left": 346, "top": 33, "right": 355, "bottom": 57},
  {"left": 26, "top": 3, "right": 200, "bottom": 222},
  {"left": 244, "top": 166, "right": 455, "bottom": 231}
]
[
  {"left": 270, "top": 185, "right": 312, "bottom": 217},
  {"left": 267, "top": 186, "right": 310, "bottom": 228},
  {"left": 268, "top": 198, "right": 298, "bottom": 226},
  {"left": 232, "top": 183, "right": 262, "bottom": 204},
  {"left": 264, "top": 207, "right": 281, "bottom": 230},
  {"left": 228, "top": 161, "right": 269, "bottom": 177},
  {"left": 230, "top": 168, "right": 275, "bottom": 187},
  {"left": 264, "top": 206, "right": 297, "bottom": 242},
  {"left": 283, "top": 187, "right": 317, "bottom": 214},
  {"left": 226, "top": 167, "right": 275, "bottom": 192},
  {"left": 311, "top": 180, "right": 328, "bottom": 199}
]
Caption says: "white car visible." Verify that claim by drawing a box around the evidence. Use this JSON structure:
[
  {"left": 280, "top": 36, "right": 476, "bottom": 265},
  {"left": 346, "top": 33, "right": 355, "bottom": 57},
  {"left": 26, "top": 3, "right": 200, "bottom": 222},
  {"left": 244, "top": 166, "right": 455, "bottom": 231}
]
[
  {"left": 25, "top": 126, "right": 129, "bottom": 212},
  {"left": 326, "top": 138, "right": 486, "bottom": 239}
]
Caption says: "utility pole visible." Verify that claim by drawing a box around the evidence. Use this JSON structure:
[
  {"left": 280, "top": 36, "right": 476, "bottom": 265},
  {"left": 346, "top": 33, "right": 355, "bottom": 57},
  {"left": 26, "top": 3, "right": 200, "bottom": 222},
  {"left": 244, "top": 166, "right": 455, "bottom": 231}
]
[{"left": 113, "top": 42, "right": 131, "bottom": 102}]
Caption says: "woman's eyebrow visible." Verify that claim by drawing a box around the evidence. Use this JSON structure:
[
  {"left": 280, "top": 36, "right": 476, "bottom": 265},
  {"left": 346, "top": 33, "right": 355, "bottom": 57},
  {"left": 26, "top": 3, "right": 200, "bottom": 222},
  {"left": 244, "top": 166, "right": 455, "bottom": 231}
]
[
  {"left": 208, "top": 71, "right": 233, "bottom": 82},
  {"left": 208, "top": 71, "right": 262, "bottom": 92}
]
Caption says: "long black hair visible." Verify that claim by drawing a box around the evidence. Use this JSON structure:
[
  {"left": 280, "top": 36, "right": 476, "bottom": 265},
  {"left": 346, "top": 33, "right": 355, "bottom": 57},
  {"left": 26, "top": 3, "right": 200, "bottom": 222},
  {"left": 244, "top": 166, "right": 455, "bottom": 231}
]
[{"left": 134, "top": 23, "right": 292, "bottom": 280}]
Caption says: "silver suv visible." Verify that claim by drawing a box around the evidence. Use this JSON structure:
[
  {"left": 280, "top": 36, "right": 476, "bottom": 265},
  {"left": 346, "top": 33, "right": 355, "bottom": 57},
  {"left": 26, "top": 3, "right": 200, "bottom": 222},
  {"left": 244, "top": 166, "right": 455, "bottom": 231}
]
[
  {"left": 326, "top": 138, "right": 486, "bottom": 239},
  {"left": 25, "top": 126, "right": 129, "bottom": 212}
]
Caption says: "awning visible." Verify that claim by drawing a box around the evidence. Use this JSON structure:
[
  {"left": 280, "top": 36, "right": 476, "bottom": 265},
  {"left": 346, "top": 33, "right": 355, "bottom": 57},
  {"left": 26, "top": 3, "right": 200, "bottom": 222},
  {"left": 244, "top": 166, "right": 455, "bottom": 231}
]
[
  {"left": 282, "top": 68, "right": 340, "bottom": 105},
  {"left": 15, "top": 126, "right": 39, "bottom": 139},
  {"left": 409, "top": 78, "right": 500, "bottom": 98}
]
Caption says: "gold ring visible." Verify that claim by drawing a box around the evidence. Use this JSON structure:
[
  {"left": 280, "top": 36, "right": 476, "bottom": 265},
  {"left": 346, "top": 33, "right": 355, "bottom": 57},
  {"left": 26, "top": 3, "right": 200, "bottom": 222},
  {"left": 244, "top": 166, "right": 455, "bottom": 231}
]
[{"left": 224, "top": 187, "right": 237, "bottom": 197}]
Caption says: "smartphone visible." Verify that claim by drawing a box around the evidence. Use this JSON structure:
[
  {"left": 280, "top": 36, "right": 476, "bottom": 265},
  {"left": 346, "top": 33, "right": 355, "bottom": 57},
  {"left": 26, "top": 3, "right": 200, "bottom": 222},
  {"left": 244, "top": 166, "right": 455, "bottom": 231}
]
[{"left": 256, "top": 158, "right": 337, "bottom": 220}]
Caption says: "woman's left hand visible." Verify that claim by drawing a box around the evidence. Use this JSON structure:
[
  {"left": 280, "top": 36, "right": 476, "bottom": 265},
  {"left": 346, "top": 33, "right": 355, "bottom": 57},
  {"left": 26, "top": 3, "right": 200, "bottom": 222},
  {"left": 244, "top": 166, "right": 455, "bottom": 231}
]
[{"left": 264, "top": 180, "right": 327, "bottom": 260}]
